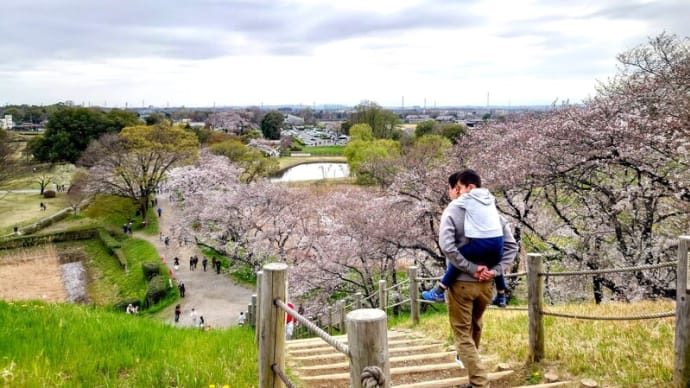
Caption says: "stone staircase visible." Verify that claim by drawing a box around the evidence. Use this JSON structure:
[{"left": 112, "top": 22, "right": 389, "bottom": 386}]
[{"left": 286, "top": 330, "right": 517, "bottom": 388}]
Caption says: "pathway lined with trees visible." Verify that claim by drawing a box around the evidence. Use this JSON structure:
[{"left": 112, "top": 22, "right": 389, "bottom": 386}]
[{"left": 136, "top": 194, "right": 253, "bottom": 328}]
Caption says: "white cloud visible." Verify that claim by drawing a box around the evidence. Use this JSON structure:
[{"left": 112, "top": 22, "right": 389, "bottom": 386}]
[{"left": 0, "top": 0, "right": 688, "bottom": 107}]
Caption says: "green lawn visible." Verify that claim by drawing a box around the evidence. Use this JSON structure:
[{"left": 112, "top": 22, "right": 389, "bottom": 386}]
[
  {"left": 278, "top": 155, "right": 346, "bottom": 170},
  {"left": 0, "top": 192, "right": 71, "bottom": 235},
  {"left": 0, "top": 301, "right": 257, "bottom": 387},
  {"left": 299, "top": 145, "right": 345, "bottom": 156}
]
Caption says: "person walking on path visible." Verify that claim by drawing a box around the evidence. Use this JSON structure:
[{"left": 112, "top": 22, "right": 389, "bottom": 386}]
[
  {"left": 202, "top": 257, "right": 208, "bottom": 272},
  {"left": 190, "top": 308, "right": 198, "bottom": 326},
  {"left": 174, "top": 304, "right": 181, "bottom": 323},
  {"left": 437, "top": 169, "right": 518, "bottom": 388},
  {"left": 178, "top": 281, "right": 186, "bottom": 297},
  {"left": 157, "top": 207, "right": 162, "bottom": 217}
]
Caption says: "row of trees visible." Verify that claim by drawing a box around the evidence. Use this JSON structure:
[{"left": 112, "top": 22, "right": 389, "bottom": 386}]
[{"left": 163, "top": 33, "right": 688, "bottom": 315}]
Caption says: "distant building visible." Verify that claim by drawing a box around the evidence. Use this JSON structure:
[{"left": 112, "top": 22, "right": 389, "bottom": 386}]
[
  {"left": 13, "top": 122, "right": 44, "bottom": 131},
  {"left": 284, "top": 114, "right": 305, "bottom": 126},
  {"left": 405, "top": 114, "right": 431, "bottom": 123},
  {"left": 435, "top": 115, "right": 455, "bottom": 122},
  {"left": 0, "top": 115, "right": 13, "bottom": 130}
]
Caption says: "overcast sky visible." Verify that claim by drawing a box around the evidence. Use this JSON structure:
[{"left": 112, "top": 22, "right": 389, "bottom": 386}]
[{"left": 1, "top": 0, "right": 688, "bottom": 108}]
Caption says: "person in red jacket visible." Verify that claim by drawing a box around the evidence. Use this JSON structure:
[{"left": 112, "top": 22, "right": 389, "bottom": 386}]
[{"left": 286, "top": 302, "right": 295, "bottom": 339}]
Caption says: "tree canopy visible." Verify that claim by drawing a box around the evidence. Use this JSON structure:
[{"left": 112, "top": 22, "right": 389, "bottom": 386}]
[
  {"left": 351, "top": 101, "right": 401, "bottom": 139},
  {"left": 82, "top": 124, "right": 199, "bottom": 219},
  {"left": 260, "top": 111, "right": 284, "bottom": 140},
  {"left": 0, "top": 129, "right": 17, "bottom": 185},
  {"left": 415, "top": 120, "right": 466, "bottom": 144},
  {"left": 29, "top": 108, "right": 140, "bottom": 163},
  {"left": 209, "top": 139, "right": 279, "bottom": 183}
]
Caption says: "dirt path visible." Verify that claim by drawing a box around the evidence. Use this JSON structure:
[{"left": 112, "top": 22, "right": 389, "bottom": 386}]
[{"left": 135, "top": 195, "right": 253, "bottom": 329}]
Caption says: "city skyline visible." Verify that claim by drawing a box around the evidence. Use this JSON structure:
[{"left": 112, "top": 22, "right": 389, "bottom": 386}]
[{"left": 1, "top": 0, "right": 689, "bottom": 108}]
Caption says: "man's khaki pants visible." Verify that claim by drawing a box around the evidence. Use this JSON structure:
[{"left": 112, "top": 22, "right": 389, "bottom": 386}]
[{"left": 447, "top": 280, "right": 494, "bottom": 388}]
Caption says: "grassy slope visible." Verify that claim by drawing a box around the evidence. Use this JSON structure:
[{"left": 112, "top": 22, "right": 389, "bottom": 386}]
[
  {"left": 0, "top": 302, "right": 257, "bottom": 387},
  {"left": 394, "top": 300, "right": 675, "bottom": 386}
]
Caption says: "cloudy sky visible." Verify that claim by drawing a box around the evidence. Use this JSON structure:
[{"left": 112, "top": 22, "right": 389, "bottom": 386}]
[{"left": 1, "top": 0, "right": 688, "bottom": 108}]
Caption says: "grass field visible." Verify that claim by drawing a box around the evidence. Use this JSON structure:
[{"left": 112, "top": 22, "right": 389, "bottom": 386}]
[
  {"left": 0, "top": 192, "right": 71, "bottom": 234},
  {"left": 0, "top": 301, "right": 257, "bottom": 387},
  {"left": 278, "top": 155, "right": 347, "bottom": 170},
  {"left": 299, "top": 145, "right": 345, "bottom": 156}
]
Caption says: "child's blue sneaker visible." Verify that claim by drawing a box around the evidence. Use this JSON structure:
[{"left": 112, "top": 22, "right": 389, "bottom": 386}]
[
  {"left": 492, "top": 294, "right": 507, "bottom": 308},
  {"left": 421, "top": 288, "right": 446, "bottom": 303}
]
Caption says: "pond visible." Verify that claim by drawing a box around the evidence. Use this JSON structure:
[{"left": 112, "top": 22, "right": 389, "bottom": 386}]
[{"left": 271, "top": 162, "right": 350, "bottom": 182}]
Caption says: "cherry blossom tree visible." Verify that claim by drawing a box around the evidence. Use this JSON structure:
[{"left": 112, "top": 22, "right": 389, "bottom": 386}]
[{"left": 456, "top": 33, "right": 690, "bottom": 301}]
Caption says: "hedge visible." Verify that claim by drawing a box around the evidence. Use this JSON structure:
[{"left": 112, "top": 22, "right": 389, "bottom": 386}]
[{"left": 0, "top": 227, "right": 98, "bottom": 250}]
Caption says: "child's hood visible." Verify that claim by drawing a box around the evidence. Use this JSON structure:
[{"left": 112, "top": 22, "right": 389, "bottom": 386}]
[{"left": 452, "top": 188, "right": 495, "bottom": 207}]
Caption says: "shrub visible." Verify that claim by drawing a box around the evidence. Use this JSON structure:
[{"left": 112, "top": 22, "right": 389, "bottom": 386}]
[
  {"left": 145, "top": 275, "right": 167, "bottom": 307},
  {"left": 97, "top": 229, "right": 121, "bottom": 255},
  {"left": 142, "top": 262, "right": 160, "bottom": 281},
  {"left": 43, "top": 190, "right": 56, "bottom": 198}
]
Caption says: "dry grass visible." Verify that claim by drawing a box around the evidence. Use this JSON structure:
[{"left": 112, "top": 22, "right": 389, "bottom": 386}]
[
  {"left": 398, "top": 299, "right": 675, "bottom": 387},
  {"left": 0, "top": 245, "right": 66, "bottom": 302}
]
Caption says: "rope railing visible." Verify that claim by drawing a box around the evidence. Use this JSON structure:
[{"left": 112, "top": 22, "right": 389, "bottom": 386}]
[
  {"left": 416, "top": 276, "right": 441, "bottom": 281},
  {"left": 538, "top": 261, "right": 676, "bottom": 277},
  {"left": 541, "top": 309, "right": 676, "bottom": 321},
  {"left": 383, "top": 279, "right": 410, "bottom": 293},
  {"left": 386, "top": 298, "right": 410, "bottom": 310},
  {"left": 271, "top": 363, "right": 296, "bottom": 388},
  {"left": 275, "top": 298, "right": 349, "bottom": 355}
]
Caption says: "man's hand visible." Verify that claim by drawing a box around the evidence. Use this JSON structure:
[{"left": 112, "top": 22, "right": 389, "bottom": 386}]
[
  {"left": 478, "top": 269, "right": 496, "bottom": 281},
  {"left": 473, "top": 265, "right": 488, "bottom": 279}
]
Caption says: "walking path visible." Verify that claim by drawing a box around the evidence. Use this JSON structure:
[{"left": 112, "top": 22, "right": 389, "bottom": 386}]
[{"left": 135, "top": 194, "right": 253, "bottom": 329}]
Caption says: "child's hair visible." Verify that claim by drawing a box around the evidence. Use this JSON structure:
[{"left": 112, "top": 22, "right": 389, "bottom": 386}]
[{"left": 449, "top": 169, "right": 481, "bottom": 188}]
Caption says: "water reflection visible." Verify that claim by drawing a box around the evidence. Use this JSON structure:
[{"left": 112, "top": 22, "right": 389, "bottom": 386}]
[{"left": 271, "top": 163, "right": 350, "bottom": 182}]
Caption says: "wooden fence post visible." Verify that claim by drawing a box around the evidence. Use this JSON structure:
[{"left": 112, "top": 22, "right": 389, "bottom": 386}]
[
  {"left": 251, "top": 294, "right": 257, "bottom": 327},
  {"left": 409, "top": 266, "right": 419, "bottom": 325},
  {"left": 247, "top": 302, "right": 253, "bottom": 327},
  {"left": 328, "top": 306, "right": 333, "bottom": 335},
  {"left": 347, "top": 309, "right": 391, "bottom": 388},
  {"left": 258, "top": 263, "right": 287, "bottom": 388},
  {"left": 379, "top": 279, "right": 387, "bottom": 310},
  {"left": 674, "top": 236, "right": 690, "bottom": 387},
  {"left": 355, "top": 292, "right": 363, "bottom": 309},
  {"left": 338, "top": 300, "right": 346, "bottom": 334},
  {"left": 255, "top": 271, "right": 263, "bottom": 344},
  {"left": 527, "top": 253, "right": 544, "bottom": 362}
]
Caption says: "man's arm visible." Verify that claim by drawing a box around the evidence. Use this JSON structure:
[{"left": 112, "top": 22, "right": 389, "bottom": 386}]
[
  {"left": 439, "top": 207, "right": 479, "bottom": 276},
  {"left": 490, "top": 217, "right": 518, "bottom": 276}
]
